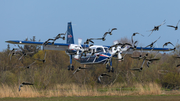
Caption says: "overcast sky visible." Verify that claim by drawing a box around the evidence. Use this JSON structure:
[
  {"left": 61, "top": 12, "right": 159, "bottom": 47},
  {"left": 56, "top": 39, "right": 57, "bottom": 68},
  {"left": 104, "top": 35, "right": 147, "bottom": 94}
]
[{"left": 1, "top": 0, "right": 180, "bottom": 51}]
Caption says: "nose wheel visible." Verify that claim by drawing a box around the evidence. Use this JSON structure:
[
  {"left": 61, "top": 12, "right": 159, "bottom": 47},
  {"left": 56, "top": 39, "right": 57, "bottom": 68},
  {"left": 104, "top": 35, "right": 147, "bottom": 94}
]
[
  {"left": 107, "top": 58, "right": 114, "bottom": 72},
  {"left": 68, "top": 55, "right": 74, "bottom": 71},
  {"left": 68, "top": 64, "right": 74, "bottom": 71},
  {"left": 106, "top": 64, "right": 110, "bottom": 69},
  {"left": 108, "top": 66, "right": 114, "bottom": 72}
]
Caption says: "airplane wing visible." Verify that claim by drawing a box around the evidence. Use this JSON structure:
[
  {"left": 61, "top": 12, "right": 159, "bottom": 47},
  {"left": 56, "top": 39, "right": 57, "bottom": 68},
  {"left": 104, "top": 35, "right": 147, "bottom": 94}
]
[
  {"left": 104, "top": 45, "right": 174, "bottom": 52},
  {"left": 6, "top": 40, "right": 174, "bottom": 52},
  {"left": 6, "top": 40, "right": 69, "bottom": 51},
  {"left": 135, "top": 47, "right": 173, "bottom": 51}
]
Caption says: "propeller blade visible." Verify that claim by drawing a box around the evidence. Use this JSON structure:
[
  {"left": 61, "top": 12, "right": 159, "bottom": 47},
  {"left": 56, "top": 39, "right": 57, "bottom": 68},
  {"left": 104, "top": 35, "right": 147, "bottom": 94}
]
[
  {"left": 118, "top": 52, "right": 122, "bottom": 61},
  {"left": 78, "top": 38, "right": 82, "bottom": 46},
  {"left": 113, "top": 40, "right": 118, "bottom": 45}
]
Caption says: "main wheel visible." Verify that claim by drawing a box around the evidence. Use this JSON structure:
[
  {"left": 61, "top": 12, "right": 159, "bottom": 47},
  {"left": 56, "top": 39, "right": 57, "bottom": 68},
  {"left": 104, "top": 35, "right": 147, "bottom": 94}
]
[
  {"left": 71, "top": 65, "right": 74, "bottom": 71},
  {"left": 68, "top": 65, "right": 71, "bottom": 70},
  {"left": 111, "top": 67, "right": 114, "bottom": 73}
]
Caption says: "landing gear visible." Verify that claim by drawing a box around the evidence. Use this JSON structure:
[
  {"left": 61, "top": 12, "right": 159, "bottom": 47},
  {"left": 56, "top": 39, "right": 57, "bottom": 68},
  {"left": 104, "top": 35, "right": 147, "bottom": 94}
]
[
  {"left": 68, "top": 64, "right": 74, "bottom": 71},
  {"left": 106, "top": 64, "right": 110, "bottom": 69},
  {"left": 108, "top": 66, "right": 114, "bottom": 73},
  {"left": 68, "top": 55, "right": 74, "bottom": 71},
  {"left": 107, "top": 59, "right": 114, "bottom": 72}
]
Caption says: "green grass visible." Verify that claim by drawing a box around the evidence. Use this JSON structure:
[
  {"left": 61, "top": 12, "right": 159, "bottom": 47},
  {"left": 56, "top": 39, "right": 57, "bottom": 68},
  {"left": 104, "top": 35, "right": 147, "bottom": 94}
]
[{"left": 1, "top": 95, "right": 180, "bottom": 101}]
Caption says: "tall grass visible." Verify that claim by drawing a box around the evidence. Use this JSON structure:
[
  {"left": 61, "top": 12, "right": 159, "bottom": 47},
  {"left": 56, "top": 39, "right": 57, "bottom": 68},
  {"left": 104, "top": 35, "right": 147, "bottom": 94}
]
[
  {"left": 133, "top": 83, "right": 161, "bottom": 95},
  {"left": 0, "top": 82, "right": 164, "bottom": 98}
]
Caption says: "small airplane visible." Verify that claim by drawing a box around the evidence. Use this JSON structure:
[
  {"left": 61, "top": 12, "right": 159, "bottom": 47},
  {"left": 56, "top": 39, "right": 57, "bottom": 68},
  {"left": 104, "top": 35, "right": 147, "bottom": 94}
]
[{"left": 6, "top": 22, "right": 174, "bottom": 73}]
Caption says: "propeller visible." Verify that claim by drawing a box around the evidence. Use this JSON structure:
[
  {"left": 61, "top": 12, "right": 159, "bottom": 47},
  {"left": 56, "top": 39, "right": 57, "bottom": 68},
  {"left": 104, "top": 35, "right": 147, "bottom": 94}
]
[
  {"left": 75, "top": 38, "right": 83, "bottom": 55},
  {"left": 78, "top": 38, "right": 82, "bottom": 46},
  {"left": 117, "top": 49, "right": 122, "bottom": 61}
]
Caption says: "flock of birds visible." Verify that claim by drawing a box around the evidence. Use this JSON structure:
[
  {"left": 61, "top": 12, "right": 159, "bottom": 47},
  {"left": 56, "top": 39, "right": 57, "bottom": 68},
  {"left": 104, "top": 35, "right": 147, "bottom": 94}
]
[
  {"left": 8, "top": 45, "right": 47, "bottom": 91},
  {"left": 8, "top": 20, "right": 180, "bottom": 89},
  {"left": 71, "top": 19, "right": 179, "bottom": 83}
]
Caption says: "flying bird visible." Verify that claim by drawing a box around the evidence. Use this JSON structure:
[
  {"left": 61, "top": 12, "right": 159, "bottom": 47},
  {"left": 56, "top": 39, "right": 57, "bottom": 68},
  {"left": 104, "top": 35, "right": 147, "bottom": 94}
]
[
  {"left": 145, "top": 36, "right": 161, "bottom": 48},
  {"left": 146, "top": 58, "right": 160, "bottom": 67},
  {"left": 89, "top": 28, "right": 117, "bottom": 42},
  {"left": 109, "top": 28, "right": 117, "bottom": 35},
  {"left": 98, "top": 73, "right": 111, "bottom": 83},
  {"left": 131, "top": 32, "right": 144, "bottom": 45},
  {"left": 73, "top": 67, "right": 87, "bottom": 74},
  {"left": 176, "top": 64, "right": 180, "bottom": 67},
  {"left": 167, "top": 20, "right": 180, "bottom": 30},
  {"left": 148, "top": 20, "right": 166, "bottom": 37},
  {"left": 26, "top": 61, "right": 36, "bottom": 68},
  {"left": 173, "top": 56, "right": 180, "bottom": 58},
  {"left": 109, "top": 42, "right": 132, "bottom": 50},
  {"left": 8, "top": 48, "right": 18, "bottom": 56},
  {"left": 19, "top": 82, "right": 33, "bottom": 91},
  {"left": 8, "top": 48, "right": 20, "bottom": 60},
  {"left": 130, "top": 67, "right": 143, "bottom": 72},
  {"left": 131, "top": 53, "right": 150, "bottom": 71},
  {"left": 84, "top": 39, "right": 95, "bottom": 46},
  {"left": 51, "top": 33, "right": 66, "bottom": 44},
  {"left": 43, "top": 39, "right": 54, "bottom": 46},
  {"left": 102, "top": 28, "right": 117, "bottom": 41},
  {"left": 163, "top": 42, "right": 174, "bottom": 48},
  {"left": 18, "top": 51, "right": 34, "bottom": 60},
  {"left": 17, "top": 45, "right": 34, "bottom": 60},
  {"left": 34, "top": 51, "right": 46, "bottom": 63}
]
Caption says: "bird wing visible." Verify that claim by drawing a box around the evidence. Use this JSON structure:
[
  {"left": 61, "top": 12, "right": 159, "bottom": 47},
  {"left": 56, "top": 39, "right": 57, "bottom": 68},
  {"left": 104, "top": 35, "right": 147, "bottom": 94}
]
[
  {"left": 98, "top": 76, "right": 101, "bottom": 83},
  {"left": 146, "top": 58, "right": 160, "bottom": 61},
  {"left": 19, "top": 85, "right": 21, "bottom": 91},
  {"left": 89, "top": 38, "right": 102, "bottom": 40},
  {"left": 173, "top": 56, "right": 180, "bottom": 58},
  {"left": 177, "top": 20, "right": 180, "bottom": 26},
  {"left": 28, "top": 61, "right": 36, "bottom": 67},
  {"left": 111, "top": 28, "right": 117, "bottom": 32},
  {"left": 157, "top": 20, "right": 166, "bottom": 27},
  {"left": 167, "top": 25, "right": 175, "bottom": 28},
  {"left": 153, "top": 36, "right": 161, "bottom": 44},
  {"left": 148, "top": 31, "right": 153, "bottom": 37},
  {"left": 18, "top": 54, "right": 24, "bottom": 60},
  {"left": 163, "top": 42, "right": 174, "bottom": 48},
  {"left": 139, "top": 33, "right": 144, "bottom": 37},
  {"left": 103, "top": 32, "right": 109, "bottom": 38},
  {"left": 131, "top": 56, "right": 140, "bottom": 59},
  {"left": 130, "top": 68, "right": 142, "bottom": 72},
  {"left": 22, "top": 82, "right": 33, "bottom": 85},
  {"left": 44, "top": 51, "right": 47, "bottom": 60},
  {"left": 73, "top": 69, "right": 78, "bottom": 74},
  {"left": 176, "top": 64, "right": 180, "bottom": 67}
]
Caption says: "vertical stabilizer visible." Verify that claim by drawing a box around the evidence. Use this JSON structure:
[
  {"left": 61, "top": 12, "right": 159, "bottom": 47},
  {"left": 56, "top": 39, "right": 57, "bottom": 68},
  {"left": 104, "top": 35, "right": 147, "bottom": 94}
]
[{"left": 66, "top": 22, "right": 74, "bottom": 44}]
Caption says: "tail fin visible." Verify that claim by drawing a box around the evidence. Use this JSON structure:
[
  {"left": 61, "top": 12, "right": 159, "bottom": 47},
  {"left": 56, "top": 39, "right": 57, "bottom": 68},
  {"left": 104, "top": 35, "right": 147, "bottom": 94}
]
[{"left": 66, "top": 22, "right": 74, "bottom": 44}]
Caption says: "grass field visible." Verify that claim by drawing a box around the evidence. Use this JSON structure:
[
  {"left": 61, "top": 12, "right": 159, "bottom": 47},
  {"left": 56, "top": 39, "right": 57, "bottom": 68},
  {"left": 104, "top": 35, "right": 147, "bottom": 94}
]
[
  {"left": 1, "top": 95, "right": 180, "bottom": 101},
  {"left": 1, "top": 83, "right": 180, "bottom": 101},
  {"left": 0, "top": 83, "right": 163, "bottom": 97}
]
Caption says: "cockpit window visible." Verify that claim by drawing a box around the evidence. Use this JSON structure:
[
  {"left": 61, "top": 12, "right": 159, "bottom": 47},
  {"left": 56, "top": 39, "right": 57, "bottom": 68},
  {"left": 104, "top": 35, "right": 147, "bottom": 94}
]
[
  {"left": 96, "top": 47, "right": 104, "bottom": 53},
  {"left": 104, "top": 48, "right": 108, "bottom": 52}
]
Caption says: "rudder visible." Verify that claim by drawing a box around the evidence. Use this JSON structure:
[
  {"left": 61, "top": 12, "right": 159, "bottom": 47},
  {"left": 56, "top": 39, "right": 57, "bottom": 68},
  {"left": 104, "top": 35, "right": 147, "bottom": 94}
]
[{"left": 66, "top": 22, "right": 74, "bottom": 44}]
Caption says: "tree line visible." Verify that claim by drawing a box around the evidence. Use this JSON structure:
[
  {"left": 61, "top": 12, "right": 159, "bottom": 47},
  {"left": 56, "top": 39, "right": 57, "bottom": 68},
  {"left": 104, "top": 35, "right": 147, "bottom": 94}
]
[{"left": 0, "top": 36, "right": 180, "bottom": 90}]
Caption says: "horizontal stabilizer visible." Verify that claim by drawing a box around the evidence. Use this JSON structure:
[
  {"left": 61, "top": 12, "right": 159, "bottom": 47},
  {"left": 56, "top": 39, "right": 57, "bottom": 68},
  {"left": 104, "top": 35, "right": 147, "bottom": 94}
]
[{"left": 6, "top": 40, "right": 69, "bottom": 51}]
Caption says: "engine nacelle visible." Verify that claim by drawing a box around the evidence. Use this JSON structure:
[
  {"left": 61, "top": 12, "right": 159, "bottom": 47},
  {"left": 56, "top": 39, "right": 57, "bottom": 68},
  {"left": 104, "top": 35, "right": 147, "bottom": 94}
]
[{"left": 68, "top": 44, "right": 82, "bottom": 50}]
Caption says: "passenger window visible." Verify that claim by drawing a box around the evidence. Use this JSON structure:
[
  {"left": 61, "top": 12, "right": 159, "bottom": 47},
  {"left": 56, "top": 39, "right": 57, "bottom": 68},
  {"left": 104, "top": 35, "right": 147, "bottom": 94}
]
[{"left": 96, "top": 47, "right": 104, "bottom": 52}]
